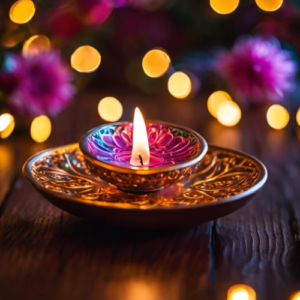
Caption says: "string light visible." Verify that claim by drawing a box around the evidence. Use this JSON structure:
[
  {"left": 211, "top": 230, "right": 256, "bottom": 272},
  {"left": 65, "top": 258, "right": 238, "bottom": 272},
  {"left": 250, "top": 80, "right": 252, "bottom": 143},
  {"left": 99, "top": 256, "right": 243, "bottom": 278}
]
[
  {"left": 9, "top": 0, "right": 36, "bottom": 24},
  {"left": 228, "top": 284, "right": 256, "bottom": 300},
  {"left": 207, "top": 91, "right": 232, "bottom": 118},
  {"left": 142, "top": 49, "right": 171, "bottom": 78},
  {"left": 217, "top": 101, "right": 241, "bottom": 127},
  {"left": 291, "top": 291, "right": 300, "bottom": 300},
  {"left": 23, "top": 35, "right": 51, "bottom": 57},
  {"left": 266, "top": 104, "right": 289, "bottom": 130},
  {"left": 210, "top": 0, "right": 239, "bottom": 14},
  {"left": 255, "top": 0, "right": 283, "bottom": 12},
  {"left": 168, "top": 71, "right": 192, "bottom": 99},
  {"left": 98, "top": 97, "right": 123, "bottom": 122},
  {"left": 30, "top": 116, "right": 52, "bottom": 143},
  {"left": 0, "top": 113, "right": 15, "bottom": 139},
  {"left": 71, "top": 46, "right": 101, "bottom": 73}
]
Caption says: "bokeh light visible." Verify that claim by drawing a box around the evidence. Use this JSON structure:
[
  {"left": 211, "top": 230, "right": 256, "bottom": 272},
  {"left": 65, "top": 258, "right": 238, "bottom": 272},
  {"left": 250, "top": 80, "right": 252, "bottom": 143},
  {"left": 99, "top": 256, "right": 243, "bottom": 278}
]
[
  {"left": 125, "top": 280, "right": 160, "bottom": 300},
  {"left": 142, "top": 49, "right": 171, "bottom": 78},
  {"left": 30, "top": 116, "right": 52, "bottom": 143},
  {"left": 217, "top": 101, "right": 241, "bottom": 127},
  {"left": 71, "top": 46, "right": 101, "bottom": 73},
  {"left": 9, "top": 0, "right": 36, "bottom": 24},
  {"left": 23, "top": 35, "right": 51, "bottom": 57},
  {"left": 266, "top": 104, "right": 289, "bottom": 130},
  {"left": 228, "top": 284, "right": 256, "bottom": 300},
  {"left": 255, "top": 0, "right": 283, "bottom": 12},
  {"left": 2, "top": 31, "right": 25, "bottom": 48},
  {"left": 296, "top": 108, "right": 300, "bottom": 126},
  {"left": 98, "top": 97, "right": 123, "bottom": 122},
  {"left": 207, "top": 91, "right": 232, "bottom": 118},
  {"left": 291, "top": 291, "right": 300, "bottom": 300},
  {"left": 210, "top": 0, "right": 239, "bottom": 14},
  {"left": 168, "top": 72, "right": 192, "bottom": 99},
  {"left": 0, "top": 113, "right": 15, "bottom": 139},
  {"left": 207, "top": 120, "right": 241, "bottom": 150}
]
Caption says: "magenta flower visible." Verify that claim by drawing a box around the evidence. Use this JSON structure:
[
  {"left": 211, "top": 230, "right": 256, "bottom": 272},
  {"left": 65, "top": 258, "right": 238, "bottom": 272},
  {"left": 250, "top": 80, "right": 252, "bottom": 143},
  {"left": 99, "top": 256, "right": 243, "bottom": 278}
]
[
  {"left": 6, "top": 51, "right": 75, "bottom": 117},
  {"left": 76, "top": 0, "right": 113, "bottom": 26},
  {"left": 215, "top": 36, "right": 298, "bottom": 103}
]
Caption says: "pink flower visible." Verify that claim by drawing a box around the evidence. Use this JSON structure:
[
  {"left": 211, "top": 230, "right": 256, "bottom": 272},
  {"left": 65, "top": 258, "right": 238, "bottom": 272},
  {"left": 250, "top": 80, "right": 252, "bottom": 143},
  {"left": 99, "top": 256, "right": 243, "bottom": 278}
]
[
  {"left": 6, "top": 51, "right": 75, "bottom": 117},
  {"left": 215, "top": 36, "right": 298, "bottom": 103},
  {"left": 76, "top": 0, "right": 113, "bottom": 26}
]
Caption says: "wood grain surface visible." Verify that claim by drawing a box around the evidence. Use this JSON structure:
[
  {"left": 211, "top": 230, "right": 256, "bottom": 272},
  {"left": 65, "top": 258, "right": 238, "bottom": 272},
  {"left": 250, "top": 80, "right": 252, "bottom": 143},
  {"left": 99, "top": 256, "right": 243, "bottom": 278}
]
[{"left": 0, "top": 91, "right": 299, "bottom": 300}]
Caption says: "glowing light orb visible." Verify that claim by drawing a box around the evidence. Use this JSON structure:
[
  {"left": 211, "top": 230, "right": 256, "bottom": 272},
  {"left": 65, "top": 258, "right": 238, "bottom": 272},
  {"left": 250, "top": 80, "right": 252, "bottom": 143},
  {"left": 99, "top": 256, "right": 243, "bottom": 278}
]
[
  {"left": 266, "top": 104, "right": 289, "bottom": 130},
  {"left": 168, "top": 72, "right": 192, "bottom": 99},
  {"left": 23, "top": 35, "right": 51, "bottom": 57},
  {"left": 296, "top": 108, "right": 300, "bottom": 126},
  {"left": 210, "top": 0, "right": 239, "bottom": 14},
  {"left": 208, "top": 91, "right": 232, "bottom": 118},
  {"left": 228, "top": 285, "right": 256, "bottom": 300},
  {"left": 30, "top": 116, "right": 52, "bottom": 143},
  {"left": 0, "top": 113, "right": 15, "bottom": 139},
  {"left": 142, "top": 49, "right": 171, "bottom": 78},
  {"left": 98, "top": 97, "right": 123, "bottom": 122},
  {"left": 291, "top": 291, "right": 300, "bottom": 300},
  {"left": 217, "top": 101, "right": 241, "bottom": 127},
  {"left": 9, "top": 0, "right": 36, "bottom": 24},
  {"left": 71, "top": 46, "right": 101, "bottom": 73},
  {"left": 255, "top": 0, "right": 283, "bottom": 12}
]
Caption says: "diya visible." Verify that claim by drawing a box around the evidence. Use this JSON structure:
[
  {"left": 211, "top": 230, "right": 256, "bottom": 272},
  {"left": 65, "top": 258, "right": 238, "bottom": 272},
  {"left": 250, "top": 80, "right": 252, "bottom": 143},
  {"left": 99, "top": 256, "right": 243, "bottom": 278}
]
[
  {"left": 79, "top": 108, "right": 208, "bottom": 192},
  {"left": 23, "top": 108, "right": 267, "bottom": 229}
]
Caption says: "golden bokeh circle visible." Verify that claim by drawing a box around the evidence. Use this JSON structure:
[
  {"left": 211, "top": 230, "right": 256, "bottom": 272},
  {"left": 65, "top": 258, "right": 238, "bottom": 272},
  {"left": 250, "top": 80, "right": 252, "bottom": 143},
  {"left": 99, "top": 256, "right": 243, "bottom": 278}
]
[
  {"left": 0, "top": 113, "right": 15, "bottom": 139},
  {"left": 9, "top": 0, "right": 36, "bottom": 24},
  {"left": 210, "top": 0, "right": 239, "bottom": 14},
  {"left": 142, "top": 49, "right": 171, "bottom": 78},
  {"left": 255, "top": 0, "right": 283, "bottom": 12},
  {"left": 71, "top": 46, "right": 101, "bottom": 73},
  {"left": 291, "top": 291, "right": 300, "bottom": 300},
  {"left": 266, "top": 104, "right": 289, "bottom": 130},
  {"left": 98, "top": 97, "right": 123, "bottom": 122},
  {"left": 217, "top": 101, "right": 241, "bottom": 127},
  {"left": 207, "top": 91, "right": 232, "bottom": 118},
  {"left": 228, "top": 284, "right": 256, "bottom": 300},
  {"left": 296, "top": 108, "right": 300, "bottom": 126},
  {"left": 23, "top": 35, "right": 51, "bottom": 57},
  {"left": 168, "top": 72, "right": 192, "bottom": 99},
  {"left": 30, "top": 115, "right": 52, "bottom": 143}
]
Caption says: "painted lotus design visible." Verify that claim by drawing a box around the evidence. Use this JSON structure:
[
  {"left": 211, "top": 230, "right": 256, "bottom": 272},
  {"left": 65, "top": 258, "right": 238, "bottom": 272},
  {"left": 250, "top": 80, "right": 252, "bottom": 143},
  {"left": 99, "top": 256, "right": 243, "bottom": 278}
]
[{"left": 86, "top": 123, "right": 201, "bottom": 167}]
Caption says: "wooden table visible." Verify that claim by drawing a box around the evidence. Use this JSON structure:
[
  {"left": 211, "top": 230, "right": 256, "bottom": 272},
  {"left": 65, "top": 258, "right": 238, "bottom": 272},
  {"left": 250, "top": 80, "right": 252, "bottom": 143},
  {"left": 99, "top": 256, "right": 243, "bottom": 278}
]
[{"left": 1, "top": 91, "right": 300, "bottom": 300}]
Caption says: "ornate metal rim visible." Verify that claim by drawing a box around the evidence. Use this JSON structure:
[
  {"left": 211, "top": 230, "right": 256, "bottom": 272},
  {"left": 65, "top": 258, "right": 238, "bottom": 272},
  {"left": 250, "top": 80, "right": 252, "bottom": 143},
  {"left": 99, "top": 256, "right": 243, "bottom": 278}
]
[
  {"left": 79, "top": 121, "right": 208, "bottom": 175},
  {"left": 23, "top": 143, "right": 268, "bottom": 211}
]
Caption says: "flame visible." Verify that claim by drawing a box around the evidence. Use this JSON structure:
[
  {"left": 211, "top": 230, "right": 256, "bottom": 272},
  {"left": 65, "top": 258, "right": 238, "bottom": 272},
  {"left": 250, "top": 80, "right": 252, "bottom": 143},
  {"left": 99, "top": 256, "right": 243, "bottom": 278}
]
[{"left": 130, "top": 108, "right": 150, "bottom": 166}]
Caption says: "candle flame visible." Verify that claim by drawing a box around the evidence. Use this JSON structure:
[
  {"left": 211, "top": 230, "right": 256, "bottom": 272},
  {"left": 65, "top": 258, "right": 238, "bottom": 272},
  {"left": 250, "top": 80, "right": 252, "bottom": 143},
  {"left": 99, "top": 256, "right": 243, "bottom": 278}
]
[{"left": 130, "top": 107, "right": 150, "bottom": 166}]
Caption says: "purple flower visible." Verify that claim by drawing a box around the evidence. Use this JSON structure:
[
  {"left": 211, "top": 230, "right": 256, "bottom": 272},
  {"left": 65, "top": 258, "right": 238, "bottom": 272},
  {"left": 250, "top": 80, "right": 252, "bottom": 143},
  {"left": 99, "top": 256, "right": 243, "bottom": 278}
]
[
  {"left": 215, "top": 36, "right": 298, "bottom": 103},
  {"left": 5, "top": 51, "right": 75, "bottom": 117}
]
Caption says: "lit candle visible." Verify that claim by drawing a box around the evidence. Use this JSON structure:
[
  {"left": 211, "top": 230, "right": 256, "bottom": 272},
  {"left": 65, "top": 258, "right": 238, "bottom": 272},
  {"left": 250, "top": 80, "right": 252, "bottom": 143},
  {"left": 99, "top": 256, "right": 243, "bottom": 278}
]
[{"left": 130, "top": 107, "right": 150, "bottom": 166}]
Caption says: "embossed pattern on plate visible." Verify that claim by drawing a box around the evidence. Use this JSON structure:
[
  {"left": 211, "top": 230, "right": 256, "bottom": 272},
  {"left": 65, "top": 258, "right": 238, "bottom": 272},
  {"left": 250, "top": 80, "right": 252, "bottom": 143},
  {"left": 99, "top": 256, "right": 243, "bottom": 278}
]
[{"left": 29, "top": 144, "right": 261, "bottom": 208}]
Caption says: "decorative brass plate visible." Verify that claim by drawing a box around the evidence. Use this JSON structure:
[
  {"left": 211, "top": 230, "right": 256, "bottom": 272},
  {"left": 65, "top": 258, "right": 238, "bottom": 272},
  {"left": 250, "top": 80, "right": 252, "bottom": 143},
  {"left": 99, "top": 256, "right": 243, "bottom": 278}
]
[{"left": 23, "top": 144, "right": 267, "bottom": 229}]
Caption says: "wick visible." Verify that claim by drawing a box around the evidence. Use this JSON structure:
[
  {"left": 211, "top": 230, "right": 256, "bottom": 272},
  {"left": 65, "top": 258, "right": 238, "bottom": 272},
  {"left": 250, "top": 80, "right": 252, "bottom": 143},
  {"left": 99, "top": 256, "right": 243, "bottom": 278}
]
[{"left": 138, "top": 153, "right": 144, "bottom": 166}]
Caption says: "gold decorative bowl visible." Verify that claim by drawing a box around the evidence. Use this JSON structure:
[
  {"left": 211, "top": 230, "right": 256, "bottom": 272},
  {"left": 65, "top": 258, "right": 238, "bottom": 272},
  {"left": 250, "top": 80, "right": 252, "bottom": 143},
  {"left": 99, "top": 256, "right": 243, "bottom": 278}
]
[
  {"left": 79, "top": 121, "right": 208, "bottom": 192},
  {"left": 23, "top": 144, "right": 267, "bottom": 230}
]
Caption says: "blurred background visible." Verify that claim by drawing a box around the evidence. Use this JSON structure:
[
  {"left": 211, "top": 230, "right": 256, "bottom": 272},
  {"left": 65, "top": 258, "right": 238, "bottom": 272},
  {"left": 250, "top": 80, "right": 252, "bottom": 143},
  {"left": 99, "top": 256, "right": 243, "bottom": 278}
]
[
  {"left": 2, "top": 3, "right": 300, "bottom": 300},
  {"left": 0, "top": 0, "right": 299, "bottom": 143}
]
